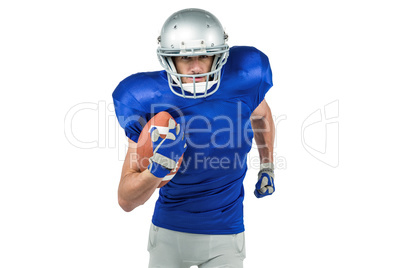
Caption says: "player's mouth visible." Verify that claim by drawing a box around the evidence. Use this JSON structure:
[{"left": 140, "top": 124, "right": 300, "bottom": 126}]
[{"left": 184, "top": 77, "right": 205, "bottom": 83}]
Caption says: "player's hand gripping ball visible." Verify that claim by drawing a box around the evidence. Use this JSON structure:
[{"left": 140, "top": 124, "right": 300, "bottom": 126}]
[
  {"left": 254, "top": 163, "right": 275, "bottom": 198},
  {"left": 137, "top": 112, "right": 187, "bottom": 188}
]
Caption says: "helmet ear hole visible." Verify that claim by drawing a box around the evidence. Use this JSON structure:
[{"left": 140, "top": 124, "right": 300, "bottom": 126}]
[{"left": 156, "top": 8, "right": 229, "bottom": 98}]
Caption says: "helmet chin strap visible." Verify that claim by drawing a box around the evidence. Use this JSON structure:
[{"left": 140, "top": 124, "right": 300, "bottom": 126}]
[{"left": 181, "top": 80, "right": 218, "bottom": 94}]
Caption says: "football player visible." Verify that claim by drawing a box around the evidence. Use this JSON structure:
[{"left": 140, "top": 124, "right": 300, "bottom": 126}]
[{"left": 112, "top": 8, "right": 276, "bottom": 268}]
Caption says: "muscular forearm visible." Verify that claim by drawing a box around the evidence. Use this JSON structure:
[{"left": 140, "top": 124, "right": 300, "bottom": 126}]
[
  {"left": 118, "top": 170, "right": 162, "bottom": 212},
  {"left": 252, "top": 120, "right": 274, "bottom": 163},
  {"left": 251, "top": 105, "right": 275, "bottom": 164},
  {"left": 251, "top": 103, "right": 276, "bottom": 198}
]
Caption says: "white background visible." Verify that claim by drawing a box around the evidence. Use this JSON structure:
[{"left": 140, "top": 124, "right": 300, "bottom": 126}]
[{"left": 1, "top": 0, "right": 401, "bottom": 267}]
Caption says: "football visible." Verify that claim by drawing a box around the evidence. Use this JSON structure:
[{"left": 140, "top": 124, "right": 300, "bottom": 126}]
[{"left": 137, "top": 111, "right": 183, "bottom": 188}]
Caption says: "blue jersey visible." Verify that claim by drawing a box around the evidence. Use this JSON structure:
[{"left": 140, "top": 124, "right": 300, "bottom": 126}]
[{"left": 113, "top": 46, "right": 273, "bottom": 234}]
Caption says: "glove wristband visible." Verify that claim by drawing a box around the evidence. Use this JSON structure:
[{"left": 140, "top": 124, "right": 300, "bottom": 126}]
[
  {"left": 260, "top": 162, "right": 274, "bottom": 171},
  {"left": 148, "top": 160, "right": 170, "bottom": 178},
  {"left": 259, "top": 162, "right": 274, "bottom": 177}
]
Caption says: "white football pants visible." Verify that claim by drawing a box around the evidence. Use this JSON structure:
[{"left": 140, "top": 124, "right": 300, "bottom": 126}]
[{"left": 147, "top": 223, "right": 246, "bottom": 268}]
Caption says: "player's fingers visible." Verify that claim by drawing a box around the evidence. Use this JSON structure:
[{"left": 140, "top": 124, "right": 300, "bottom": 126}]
[
  {"left": 262, "top": 176, "right": 268, "bottom": 187},
  {"left": 163, "top": 120, "right": 177, "bottom": 141},
  {"left": 176, "top": 123, "right": 185, "bottom": 140},
  {"left": 151, "top": 127, "right": 160, "bottom": 142},
  {"left": 168, "top": 118, "right": 176, "bottom": 129},
  {"left": 267, "top": 186, "right": 274, "bottom": 194},
  {"left": 175, "top": 123, "right": 180, "bottom": 135},
  {"left": 165, "top": 132, "right": 176, "bottom": 141}
]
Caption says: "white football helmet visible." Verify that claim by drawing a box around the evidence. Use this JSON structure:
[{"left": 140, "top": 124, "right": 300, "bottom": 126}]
[{"left": 157, "top": 8, "right": 229, "bottom": 98}]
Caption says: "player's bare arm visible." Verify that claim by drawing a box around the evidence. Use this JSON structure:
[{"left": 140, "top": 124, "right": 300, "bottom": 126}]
[
  {"left": 250, "top": 99, "right": 275, "bottom": 164},
  {"left": 118, "top": 138, "right": 163, "bottom": 212},
  {"left": 251, "top": 99, "right": 276, "bottom": 197}
]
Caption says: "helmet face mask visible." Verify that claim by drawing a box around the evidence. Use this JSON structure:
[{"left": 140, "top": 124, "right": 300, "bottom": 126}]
[{"left": 157, "top": 8, "right": 229, "bottom": 98}]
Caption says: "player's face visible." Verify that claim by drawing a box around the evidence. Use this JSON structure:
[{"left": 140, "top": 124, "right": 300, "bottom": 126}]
[{"left": 173, "top": 56, "right": 214, "bottom": 83}]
